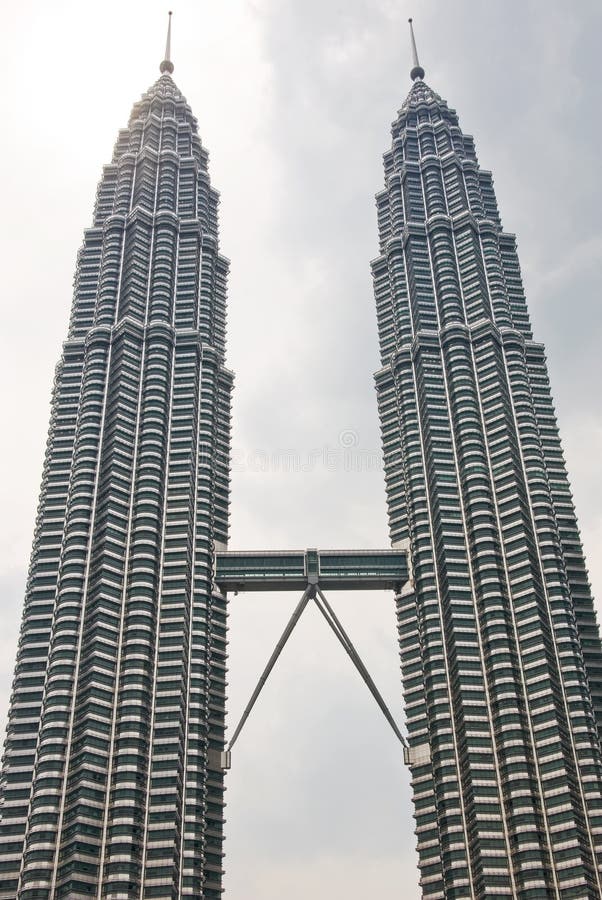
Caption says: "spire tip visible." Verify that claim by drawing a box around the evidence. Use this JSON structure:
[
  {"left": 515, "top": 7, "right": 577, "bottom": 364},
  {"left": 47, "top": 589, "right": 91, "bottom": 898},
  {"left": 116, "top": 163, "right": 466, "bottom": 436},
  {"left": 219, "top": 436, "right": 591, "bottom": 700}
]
[
  {"left": 160, "top": 11, "right": 174, "bottom": 75},
  {"left": 408, "top": 16, "right": 425, "bottom": 81}
]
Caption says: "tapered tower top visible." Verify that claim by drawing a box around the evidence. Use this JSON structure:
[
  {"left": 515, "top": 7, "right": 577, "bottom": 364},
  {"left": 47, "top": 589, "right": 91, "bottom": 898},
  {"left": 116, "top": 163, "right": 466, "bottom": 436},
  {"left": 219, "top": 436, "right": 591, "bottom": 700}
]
[
  {"left": 408, "top": 17, "right": 425, "bottom": 81},
  {"left": 160, "top": 11, "right": 174, "bottom": 74}
]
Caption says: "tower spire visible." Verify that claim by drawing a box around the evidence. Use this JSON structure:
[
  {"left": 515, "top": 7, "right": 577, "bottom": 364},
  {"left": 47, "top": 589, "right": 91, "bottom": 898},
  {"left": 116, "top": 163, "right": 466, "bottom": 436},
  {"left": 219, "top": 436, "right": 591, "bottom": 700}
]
[
  {"left": 408, "top": 17, "right": 425, "bottom": 81},
  {"left": 160, "top": 11, "right": 174, "bottom": 74}
]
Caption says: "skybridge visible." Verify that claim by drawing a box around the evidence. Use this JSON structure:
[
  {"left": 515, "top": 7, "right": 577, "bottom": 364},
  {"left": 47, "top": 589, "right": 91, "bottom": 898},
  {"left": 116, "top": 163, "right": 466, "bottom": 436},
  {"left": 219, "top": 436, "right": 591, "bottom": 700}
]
[
  {"left": 214, "top": 547, "right": 409, "bottom": 594},
  {"left": 214, "top": 545, "right": 413, "bottom": 769}
]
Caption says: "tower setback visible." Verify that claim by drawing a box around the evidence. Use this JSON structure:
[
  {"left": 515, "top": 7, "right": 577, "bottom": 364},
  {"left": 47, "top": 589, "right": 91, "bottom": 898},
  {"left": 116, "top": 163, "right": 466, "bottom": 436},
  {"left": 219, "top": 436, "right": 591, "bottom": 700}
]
[
  {"left": 374, "top": 28, "right": 602, "bottom": 898},
  {"left": 0, "top": 50, "right": 232, "bottom": 900}
]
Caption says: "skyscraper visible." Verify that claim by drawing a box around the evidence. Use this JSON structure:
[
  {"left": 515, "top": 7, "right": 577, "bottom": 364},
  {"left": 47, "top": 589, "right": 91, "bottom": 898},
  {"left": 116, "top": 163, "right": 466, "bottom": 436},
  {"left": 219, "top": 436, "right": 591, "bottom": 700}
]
[
  {"left": 0, "top": 23, "right": 232, "bottom": 900},
  {"left": 3, "top": 12, "right": 602, "bottom": 900},
  {"left": 373, "top": 21, "right": 602, "bottom": 898}
]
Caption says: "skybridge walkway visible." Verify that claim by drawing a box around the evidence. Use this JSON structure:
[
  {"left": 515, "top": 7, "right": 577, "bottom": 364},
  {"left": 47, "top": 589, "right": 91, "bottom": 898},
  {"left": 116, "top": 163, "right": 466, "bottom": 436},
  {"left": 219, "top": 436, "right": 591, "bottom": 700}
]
[{"left": 214, "top": 547, "right": 409, "bottom": 594}]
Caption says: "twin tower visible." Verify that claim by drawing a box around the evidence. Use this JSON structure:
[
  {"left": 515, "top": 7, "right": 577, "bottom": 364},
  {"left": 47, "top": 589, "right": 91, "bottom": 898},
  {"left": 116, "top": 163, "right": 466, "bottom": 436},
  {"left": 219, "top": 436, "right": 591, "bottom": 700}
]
[{"left": 2, "top": 18, "right": 602, "bottom": 900}]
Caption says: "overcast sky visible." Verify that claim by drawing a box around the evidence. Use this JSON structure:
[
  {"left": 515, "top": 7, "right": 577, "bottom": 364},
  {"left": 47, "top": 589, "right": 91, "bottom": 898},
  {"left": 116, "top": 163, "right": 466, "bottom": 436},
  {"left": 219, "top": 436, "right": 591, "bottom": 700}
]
[{"left": 1, "top": 1, "right": 602, "bottom": 898}]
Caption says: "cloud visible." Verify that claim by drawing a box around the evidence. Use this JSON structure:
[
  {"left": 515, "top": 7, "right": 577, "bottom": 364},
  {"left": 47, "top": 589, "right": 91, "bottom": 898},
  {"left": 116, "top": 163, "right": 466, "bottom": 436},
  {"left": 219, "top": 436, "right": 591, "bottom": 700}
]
[{"left": 226, "top": 850, "right": 417, "bottom": 900}]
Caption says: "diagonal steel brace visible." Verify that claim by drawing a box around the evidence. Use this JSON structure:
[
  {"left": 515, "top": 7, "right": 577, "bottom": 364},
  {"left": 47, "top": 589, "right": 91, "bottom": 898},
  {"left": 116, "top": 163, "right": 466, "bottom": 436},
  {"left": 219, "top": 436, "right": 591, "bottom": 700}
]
[
  {"left": 227, "top": 585, "right": 315, "bottom": 752},
  {"left": 314, "top": 588, "right": 407, "bottom": 750}
]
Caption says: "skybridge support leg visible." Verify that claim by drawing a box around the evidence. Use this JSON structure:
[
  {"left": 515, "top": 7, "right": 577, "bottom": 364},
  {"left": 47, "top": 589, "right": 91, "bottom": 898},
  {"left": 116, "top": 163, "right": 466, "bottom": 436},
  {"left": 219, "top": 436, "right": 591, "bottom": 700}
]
[
  {"left": 226, "top": 584, "right": 315, "bottom": 758},
  {"left": 224, "top": 583, "right": 408, "bottom": 767},
  {"left": 314, "top": 588, "right": 407, "bottom": 751}
]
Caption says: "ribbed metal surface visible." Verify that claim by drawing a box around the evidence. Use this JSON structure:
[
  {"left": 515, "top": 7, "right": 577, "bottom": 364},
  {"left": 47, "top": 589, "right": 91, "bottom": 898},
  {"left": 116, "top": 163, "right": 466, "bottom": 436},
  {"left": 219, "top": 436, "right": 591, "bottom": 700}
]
[
  {"left": 0, "top": 73, "right": 232, "bottom": 900},
  {"left": 373, "top": 78, "right": 602, "bottom": 897}
]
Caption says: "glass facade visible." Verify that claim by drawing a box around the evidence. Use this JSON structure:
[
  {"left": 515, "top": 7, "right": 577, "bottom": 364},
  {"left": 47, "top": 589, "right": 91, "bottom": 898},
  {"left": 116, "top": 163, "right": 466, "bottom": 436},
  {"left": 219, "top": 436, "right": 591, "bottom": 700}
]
[
  {"left": 374, "top": 73, "right": 602, "bottom": 896},
  {"left": 0, "top": 69, "right": 232, "bottom": 899}
]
